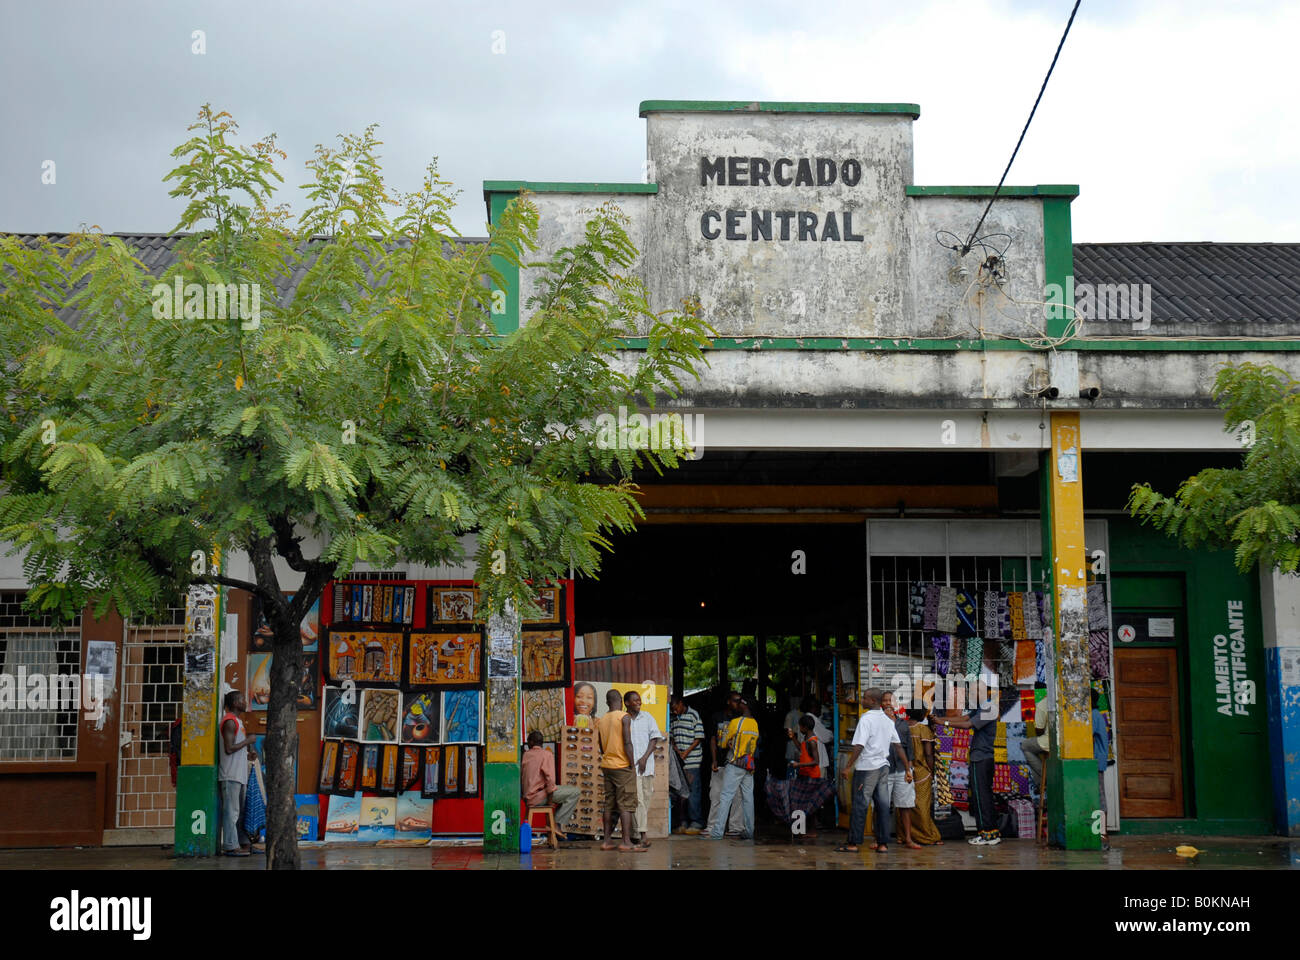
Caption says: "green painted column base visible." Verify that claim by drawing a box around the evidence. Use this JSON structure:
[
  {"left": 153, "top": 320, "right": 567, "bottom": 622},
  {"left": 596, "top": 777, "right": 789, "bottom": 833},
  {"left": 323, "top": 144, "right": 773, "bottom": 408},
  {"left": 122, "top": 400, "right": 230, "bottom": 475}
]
[
  {"left": 482, "top": 762, "right": 521, "bottom": 853},
  {"left": 174, "top": 764, "right": 219, "bottom": 857},
  {"left": 1046, "top": 755, "right": 1102, "bottom": 849}
]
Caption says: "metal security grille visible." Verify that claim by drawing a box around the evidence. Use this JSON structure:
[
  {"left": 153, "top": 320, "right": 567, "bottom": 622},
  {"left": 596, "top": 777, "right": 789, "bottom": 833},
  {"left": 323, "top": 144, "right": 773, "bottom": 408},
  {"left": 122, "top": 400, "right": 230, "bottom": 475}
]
[
  {"left": 0, "top": 590, "right": 82, "bottom": 761},
  {"left": 116, "top": 605, "right": 185, "bottom": 829}
]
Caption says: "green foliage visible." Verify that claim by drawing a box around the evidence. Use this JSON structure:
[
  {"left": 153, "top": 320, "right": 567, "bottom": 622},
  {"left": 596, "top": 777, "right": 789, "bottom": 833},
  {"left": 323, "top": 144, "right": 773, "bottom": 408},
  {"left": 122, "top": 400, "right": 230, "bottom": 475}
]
[
  {"left": 0, "top": 104, "right": 714, "bottom": 626},
  {"left": 1127, "top": 362, "right": 1300, "bottom": 574}
]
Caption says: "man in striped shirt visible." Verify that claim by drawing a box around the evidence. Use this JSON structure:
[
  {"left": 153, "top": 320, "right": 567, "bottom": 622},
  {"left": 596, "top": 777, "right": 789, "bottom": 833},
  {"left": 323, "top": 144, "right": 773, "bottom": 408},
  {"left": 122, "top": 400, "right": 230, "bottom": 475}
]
[{"left": 670, "top": 694, "right": 705, "bottom": 834}]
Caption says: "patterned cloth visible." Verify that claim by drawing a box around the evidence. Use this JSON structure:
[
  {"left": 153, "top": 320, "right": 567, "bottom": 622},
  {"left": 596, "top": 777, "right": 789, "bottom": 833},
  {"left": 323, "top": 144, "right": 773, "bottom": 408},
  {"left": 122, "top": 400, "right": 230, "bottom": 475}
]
[
  {"left": 982, "top": 591, "right": 1001, "bottom": 639},
  {"left": 1087, "top": 583, "right": 1109, "bottom": 631},
  {"left": 1089, "top": 629, "right": 1111, "bottom": 678},
  {"left": 937, "top": 586, "right": 959, "bottom": 634},
  {"left": 1009, "top": 593, "right": 1026, "bottom": 640},
  {"left": 1009, "top": 763, "right": 1035, "bottom": 797},
  {"left": 992, "top": 762, "right": 1012, "bottom": 794},
  {"left": 955, "top": 590, "right": 979, "bottom": 637},
  {"left": 1008, "top": 796, "right": 1037, "bottom": 837},
  {"left": 1025, "top": 592, "right": 1043, "bottom": 640},
  {"left": 934, "top": 757, "right": 954, "bottom": 806},
  {"left": 932, "top": 634, "right": 953, "bottom": 677},
  {"left": 965, "top": 636, "right": 984, "bottom": 675},
  {"left": 949, "top": 637, "right": 963, "bottom": 675},
  {"left": 1005, "top": 723, "right": 1027, "bottom": 763},
  {"left": 951, "top": 729, "right": 971, "bottom": 763},
  {"left": 1015, "top": 641, "right": 1037, "bottom": 685},
  {"left": 765, "top": 774, "right": 837, "bottom": 822},
  {"left": 243, "top": 761, "right": 267, "bottom": 841},
  {"left": 936, "top": 730, "right": 955, "bottom": 757},
  {"left": 923, "top": 583, "right": 941, "bottom": 631},
  {"left": 949, "top": 760, "right": 970, "bottom": 789},
  {"left": 993, "top": 722, "right": 1008, "bottom": 763},
  {"left": 1018, "top": 687, "right": 1037, "bottom": 722},
  {"left": 909, "top": 583, "right": 927, "bottom": 628}
]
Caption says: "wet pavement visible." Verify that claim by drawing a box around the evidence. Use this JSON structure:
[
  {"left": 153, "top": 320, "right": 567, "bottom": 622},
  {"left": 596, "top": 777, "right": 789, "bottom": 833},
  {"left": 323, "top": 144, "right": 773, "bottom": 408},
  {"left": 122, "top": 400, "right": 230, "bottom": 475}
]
[{"left": 2, "top": 831, "right": 1297, "bottom": 870}]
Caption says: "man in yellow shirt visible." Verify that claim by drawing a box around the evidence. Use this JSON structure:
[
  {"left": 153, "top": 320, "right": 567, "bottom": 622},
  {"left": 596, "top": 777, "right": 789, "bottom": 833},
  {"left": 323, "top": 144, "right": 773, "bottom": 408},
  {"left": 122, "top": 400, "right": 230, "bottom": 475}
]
[
  {"left": 708, "top": 693, "right": 760, "bottom": 841},
  {"left": 596, "top": 688, "right": 645, "bottom": 852}
]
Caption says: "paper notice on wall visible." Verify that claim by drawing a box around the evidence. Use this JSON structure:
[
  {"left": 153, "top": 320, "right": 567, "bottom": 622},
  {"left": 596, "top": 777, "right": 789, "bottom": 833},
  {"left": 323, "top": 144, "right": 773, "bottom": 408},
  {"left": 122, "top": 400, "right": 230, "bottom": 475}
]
[
  {"left": 1281, "top": 647, "right": 1300, "bottom": 687},
  {"left": 1148, "top": 618, "right": 1174, "bottom": 638}
]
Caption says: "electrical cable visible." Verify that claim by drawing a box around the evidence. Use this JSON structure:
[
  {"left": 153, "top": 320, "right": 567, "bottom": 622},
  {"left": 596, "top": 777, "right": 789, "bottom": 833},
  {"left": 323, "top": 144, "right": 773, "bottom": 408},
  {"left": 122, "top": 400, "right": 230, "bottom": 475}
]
[{"left": 958, "top": 0, "right": 1083, "bottom": 256}]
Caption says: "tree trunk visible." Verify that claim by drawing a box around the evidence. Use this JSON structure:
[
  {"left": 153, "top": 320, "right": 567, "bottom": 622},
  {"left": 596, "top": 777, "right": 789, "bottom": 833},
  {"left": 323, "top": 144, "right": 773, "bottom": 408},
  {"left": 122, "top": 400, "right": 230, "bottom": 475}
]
[{"left": 265, "top": 621, "right": 304, "bottom": 869}]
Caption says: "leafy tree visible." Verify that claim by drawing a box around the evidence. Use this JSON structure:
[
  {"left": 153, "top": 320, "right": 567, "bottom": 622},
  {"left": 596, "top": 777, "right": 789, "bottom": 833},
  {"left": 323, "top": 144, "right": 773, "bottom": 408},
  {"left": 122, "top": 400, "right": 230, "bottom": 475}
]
[
  {"left": 1128, "top": 362, "right": 1300, "bottom": 573},
  {"left": 0, "top": 106, "right": 710, "bottom": 868}
]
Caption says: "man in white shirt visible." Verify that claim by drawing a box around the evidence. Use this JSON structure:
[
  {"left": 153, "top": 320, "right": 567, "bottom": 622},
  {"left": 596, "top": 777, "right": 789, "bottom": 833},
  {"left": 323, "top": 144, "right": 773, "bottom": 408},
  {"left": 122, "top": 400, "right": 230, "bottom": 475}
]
[
  {"left": 626, "top": 690, "right": 665, "bottom": 847},
  {"left": 838, "top": 687, "right": 911, "bottom": 854}
]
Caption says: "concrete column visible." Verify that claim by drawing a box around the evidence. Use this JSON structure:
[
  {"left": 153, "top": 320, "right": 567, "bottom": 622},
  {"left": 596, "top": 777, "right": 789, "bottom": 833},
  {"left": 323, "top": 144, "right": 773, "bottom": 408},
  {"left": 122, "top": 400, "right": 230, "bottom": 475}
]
[
  {"left": 1260, "top": 568, "right": 1300, "bottom": 836},
  {"left": 483, "top": 604, "right": 521, "bottom": 852},
  {"left": 1040, "top": 412, "right": 1100, "bottom": 849},
  {"left": 175, "top": 583, "right": 221, "bottom": 857}
]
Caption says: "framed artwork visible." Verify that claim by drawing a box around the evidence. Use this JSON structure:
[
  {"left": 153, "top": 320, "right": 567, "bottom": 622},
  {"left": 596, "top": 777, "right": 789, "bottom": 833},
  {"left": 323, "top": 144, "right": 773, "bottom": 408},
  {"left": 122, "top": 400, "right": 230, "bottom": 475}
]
[
  {"left": 334, "top": 740, "right": 360, "bottom": 796},
  {"left": 322, "top": 686, "right": 360, "bottom": 739},
  {"left": 396, "top": 791, "right": 434, "bottom": 838},
  {"left": 253, "top": 735, "right": 297, "bottom": 789},
  {"left": 521, "top": 629, "right": 568, "bottom": 686},
  {"left": 360, "top": 688, "right": 401, "bottom": 742},
  {"left": 247, "top": 653, "right": 272, "bottom": 710},
  {"left": 430, "top": 588, "right": 477, "bottom": 624},
  {"left": 318, "top": 740, "right": 340, "bottom": 794},
  {"left": 297, "top": 653, "right": 319, "bottom": 709},
  {"left": 441, "top": 689, "right": 482, "bottom": 744},
  {"left": 522, "top": 686, "right": 567, "bottom": 743},
  {"left": 294, "top": 794, "right": 320, "bottom": 843},
  {"left": 462, "top": 745, "right": 480, "bottom": 797},
  {"left": 379, "top": 743, "right": 399, "bottom": 795},
  {"left": 289, "top": 592, "right": 321, "bottom": 651},
  {"left": 251, "top": 592, "right": 321, "bottom": 651},
  {"left": 443, "top": 742, "right": 460, "bottom": 796},
  {"left": 486, "top": 678, "right": 518, "bottom": 763},
  {"left": 357, "top": 796, "right": 396, "bottom": 841},
  {"left": 524, "top": 586, "right": 560, "bottom": 624},
  {"left": 400, "top": 692, "right": 440, "bottom": 744},
  {"left": 405, "top": 631, "right": 482, "bottom": 688},
  {"left": 399, "top": 745, "right": 423, "bottom": 793},
  {"left": 325, "top": 630, "right": 403, "bottom": 686},
  {"left": 359, "top": 744, "right": 380, "bottom": 791},
  {"left": 323, "top": 793, "right": 361, "bottom": 842},
  {"left": 421, "top": 746, "right": 441, "bottom": 799}
]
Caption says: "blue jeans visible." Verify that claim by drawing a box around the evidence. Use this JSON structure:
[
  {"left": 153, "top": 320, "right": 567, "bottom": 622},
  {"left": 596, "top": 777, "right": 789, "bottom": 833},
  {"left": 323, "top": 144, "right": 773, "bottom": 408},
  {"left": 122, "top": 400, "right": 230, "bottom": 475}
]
[
  {"left": 219, "top": 779, "right": 249, "bottom": 852},
  {"left": 675, "top": 765, "right": 704, "bottom": 828},
  {"left": 710, "top": 765, "right": 754, "bottom": 839},
  {"left": 847, "top": 766, "right": 892, "bottom": 847}
]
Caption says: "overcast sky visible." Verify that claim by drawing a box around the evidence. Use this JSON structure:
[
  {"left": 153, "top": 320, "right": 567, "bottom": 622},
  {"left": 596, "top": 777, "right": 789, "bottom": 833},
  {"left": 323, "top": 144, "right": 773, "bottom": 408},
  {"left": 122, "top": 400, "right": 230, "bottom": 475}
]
[{"left": 2, "top": 0, "right": 1296, "bottom": 242}]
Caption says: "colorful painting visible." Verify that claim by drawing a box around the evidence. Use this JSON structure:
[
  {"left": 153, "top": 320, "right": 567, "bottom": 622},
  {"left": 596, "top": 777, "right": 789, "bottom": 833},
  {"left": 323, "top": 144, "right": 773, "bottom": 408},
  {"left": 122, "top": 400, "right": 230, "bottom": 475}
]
[
  {"left": 254, "top": 735, "right": 297, "bottom": 789},
  {"left": 360, "top": 744, "right": 380, "bottom": 791},
  {"left": 421, "top": 746, "right": 440, "bottom": 798},
  {"left": 251, "top": 592, "right": 321, "bottom": 652},
  {"left": 486, "top": 678, "right": 519, "bottom": 763},
  {"left": 406, "top": 631, "right": 481, "bottom": 687},
  {"left": 401, "top": 692, "right": 440, "bottom": 744},
  {"left": 443, "top": 743, "right": 460, "bottom": 795},
  {"left": 523, "top": 686, "right": 567, "bottom": 742},
  {"left": 323, "top": 793, "right": 361, "bottom": 842},
  {"left": 360, "top": 688, "right": 401, "bottom": 742},
  {"left": 325, "top": 630, "right": 403, "bottom": 686},
  {"left": 322, "top": 686, "right": 360, "bottom": 739},
  {"left": 294, "top": 794, "right": 320, "bottom": 842},
  {"left": 441, "top": 689, "right": 482, "bottom": 743},
  {"left": 431, "top": 588, "right": 477, "bottom": 624},
  {"left": 380, "top": 743, "right": 399, "bottom": 794},
  {"left": 462, "top": 745, "right": 480, "bottom": 797},
  {"left": 522, "top": 629, "right": 567, "bottom": 685},
  {"left": 247, "top": 653, "right": 272, "bottom": 710},
  {"left": 396, "top": 791, "right": 434, "bottom": 838},
  {"left": 524, "top": 586, "right": 560, "bottom": 623},
  {"left": 297, "top": 653, "right": 319, "bottom": 709},
  {"left": 335, "top": 740, "right": 360, "bottom": 796},
  {"left": 357, "top": 796, "right": 396, "bottom": 841},
  {"left": 318, "top": 740, "right": 340, "bottom": 793},
  {"left": 400, "top": 745, "right": 422, "bottom": 793}
]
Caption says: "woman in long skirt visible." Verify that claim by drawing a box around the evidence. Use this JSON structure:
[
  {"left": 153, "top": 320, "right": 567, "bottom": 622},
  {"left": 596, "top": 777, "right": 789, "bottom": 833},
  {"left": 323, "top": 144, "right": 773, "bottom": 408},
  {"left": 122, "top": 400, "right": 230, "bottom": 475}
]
[{"left": 899, "top": 707, "right": 944, "bottom": 845}]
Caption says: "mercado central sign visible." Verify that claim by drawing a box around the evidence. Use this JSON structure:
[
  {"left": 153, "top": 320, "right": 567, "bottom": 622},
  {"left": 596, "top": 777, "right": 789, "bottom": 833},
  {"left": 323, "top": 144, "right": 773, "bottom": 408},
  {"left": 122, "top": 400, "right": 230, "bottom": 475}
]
[{"left": 496, "top": 102, "right": 1077, "bottom": 340}]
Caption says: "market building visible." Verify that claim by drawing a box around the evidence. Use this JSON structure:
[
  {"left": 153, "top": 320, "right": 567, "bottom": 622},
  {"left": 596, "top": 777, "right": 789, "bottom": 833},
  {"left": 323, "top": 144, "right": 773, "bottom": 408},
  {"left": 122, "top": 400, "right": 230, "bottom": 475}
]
[{"left": 2, "top": 99, "right": 1299, "bottom": 851}]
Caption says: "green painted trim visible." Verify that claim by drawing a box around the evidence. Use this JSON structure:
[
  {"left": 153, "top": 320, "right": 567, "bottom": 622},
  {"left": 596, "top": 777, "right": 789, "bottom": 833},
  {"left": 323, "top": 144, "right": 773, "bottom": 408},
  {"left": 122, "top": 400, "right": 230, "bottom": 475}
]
[
  {"left": 1116, "top": 818, "right": 1275, "bottom": 837},
  {"left": 1043, "top": 198, "right": 1076, "bottom": 339},
  {"left": 639, "top": 100, "right": 921, "bottom": 119},
  {"left": 906, "top": 184, "right": 1080, "bottom": 198},
  {"left": 611, "top": 336, "right": 1300, "bottom": 352},
  {"left": 483, "top": 181, "right": 658, "bottom": 197},
  {"left": 483, "top": 762, "right": 522, "bottom": 853},
  {"left": 488, "top": 193, "right": 520, "bottom": 335}
]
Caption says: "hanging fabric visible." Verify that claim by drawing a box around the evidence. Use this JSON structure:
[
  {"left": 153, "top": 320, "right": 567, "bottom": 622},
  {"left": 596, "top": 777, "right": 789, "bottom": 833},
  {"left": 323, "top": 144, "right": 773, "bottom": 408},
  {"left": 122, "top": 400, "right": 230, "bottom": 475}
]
[
  {"left": 910, "top": 583, "right": 927, "bottom": 628},
  {"left": 1025, "top": 591, "right": 1044, "bottom": 640},
  {"left": 1089, "top": 630, "right": 1111, "bottom": 679},
  {"left": 923, "top": 583, "right": 941, "bottom": 631},
  {"left": 1009, "top": 593, "right": 1026, "bottom": 641},
  {"left": 955, "top": 590, "right": 979, "bottom": 637},
  {"left": 1015, "top": 641, "right": 1037, "bottom": 685},
  {"left": 964, "top": 636, "right": 983, "bottom": 675},
  {"left": 937, "top": 586, "right": 959, "bottom": 634},
  {"left": 1087, "top": 583, "right": 1109, "bottom": 632},
  {"left": 932, "top": 635, "right": 953, "bottom": 677},
  {"left": 982, "top": 591, "right": 1001, "bottom": 639}
]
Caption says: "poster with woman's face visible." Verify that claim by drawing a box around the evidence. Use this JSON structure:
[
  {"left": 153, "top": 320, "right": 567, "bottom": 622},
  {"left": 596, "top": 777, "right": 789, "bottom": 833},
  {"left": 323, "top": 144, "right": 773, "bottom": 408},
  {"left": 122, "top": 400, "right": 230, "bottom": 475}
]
[
  {"left": 572, "top": 681, "right": 599, "bottom": 729},
  {"left": 571, "top": 681, "right": 668, "bottom": 731}
]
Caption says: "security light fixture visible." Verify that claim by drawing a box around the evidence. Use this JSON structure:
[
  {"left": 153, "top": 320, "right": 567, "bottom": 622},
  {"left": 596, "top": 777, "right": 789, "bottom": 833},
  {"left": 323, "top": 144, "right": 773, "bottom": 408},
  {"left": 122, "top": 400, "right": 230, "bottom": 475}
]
[{"left": 1037, "top": 386, "right": 1060, "bottom": 400}]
